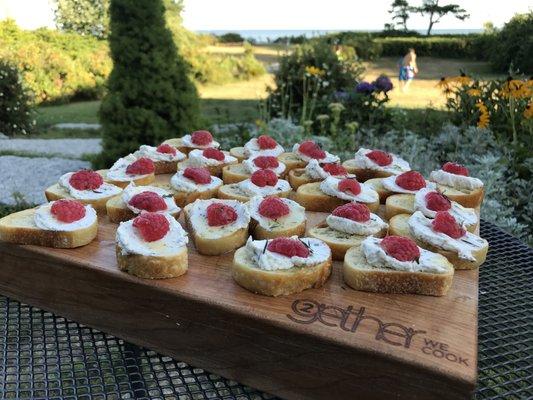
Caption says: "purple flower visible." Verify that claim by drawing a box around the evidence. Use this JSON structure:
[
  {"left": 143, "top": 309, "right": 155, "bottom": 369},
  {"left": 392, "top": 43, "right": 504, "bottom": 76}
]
[
  {"left": 373, "top": 75, "right": 393, "bottom": 93},
  {"left": 333, "top": 90, "right": 349, "bottom": 101},
  {"left": 355, "top": 81, "right": 375, "bottom": 95}
]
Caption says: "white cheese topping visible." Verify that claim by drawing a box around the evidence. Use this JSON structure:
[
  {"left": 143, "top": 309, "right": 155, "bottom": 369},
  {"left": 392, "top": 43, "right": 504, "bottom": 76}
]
[
  {"left": 121, "top": 183, "right": 180, "bottom": 214},
  {"left": 361, "top": 236, "right": 448, "bottom": 274},
  {"left": 238, "top": 178, "right": 291, "bottom": 197},
  {"left": 181, "top": 134, "right": 220, "bottom": 149},
  {"left": 429, "top": 169, "right": 484, "bottom": 190},
  {"left": 116, "top": 214, "right": 188, "bottom": 256},
  {"left": 242, "top": 156, "right": 286, "bottom": 176},
  {"left": 292, "top": 143, "right": 339, "bottom": 163},
  {"left": 304, "top": 159, "right": 350, "bottom": 180},
  {"left": 414, "top": 188, "right": 478, "bottom": 227},
  {"left": 326, "top": 213, "right": 387, "bottom": 236},
  {"left": 246, "top": 196, "right": 306, "bottom": 231},
  {"left": 59, "top": 172, "right": 122, "bottom": 200},
  {"left": 351, "top": 148, "right": 410, "bottom": 174},
  {"left": 170, "top": 170, "right": 222, "bottom": 193},
  {"left": 408, "top": 211, "right": 487, "bottom": 261},
  {"left": 243, "top": 138, "right": 285, "bottom": 157},
  {"left": 133, "top": 145, "right": 186, "bottom": 162},
  {"left": 106, "top": 154, "right": 152, "bottom": 182},
  {"left": 34, "top": 202, "right": 97, "bottom": 232},
  {"left": 245, "top": 236, "right": 331, "bottom": 271},
  {"left": 188, "top": 199, "right": 250, "bottom": 240},
  {"left": 319, "top": 176, "right": 379, "bottom": 203},
  {"left": 186, "top": 149, "right": 237, "bottom": 167},
  {"left": 382, "top": 175, "right": 436, "bottom": 194}
]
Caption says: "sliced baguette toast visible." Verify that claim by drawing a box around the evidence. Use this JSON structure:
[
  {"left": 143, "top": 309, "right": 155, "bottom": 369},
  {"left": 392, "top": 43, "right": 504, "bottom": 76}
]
[
  {"left": 161, "top": 180, "right": 221, "bottom": 209},
  {"left": 385, "top": 193, "right": 415, "bottom": 219},
  {"left": 222, "top": 164, "right": 251, "bottom": 184},
  {"left": 278, "top": 152, "right": 306, "bottom": 172},
  {"left": 106, "top": 195, "right": 181, "bottom": 223},
  {"left": 436, "top": 184, "right": 484, "bottom": 208},
  {"left": 343, "top": 245, "right": 454, "bottom": 296},
  {"left": 98, "top": 169, "right": 155, "bottom": 189},
  {"left": 153, "top": 160, "right": 179, "bottom": 175},
  {"left": 116, "top": 244, "right": 187, "bottom": 279},
  {"left": 177, "top": 156, "right": 237, "bottom": 177},
  {"left": 364, "top": 178, "right": 392, "bottom": 203},
  {"left": 388, "top": 213, "right": 487, "bottom": 270},
  {"left": 341, "top": 159, "right": 394, "bottom": 182},
  {"left": 217, "top": 184, "right": 291, "bottom": 203},
  {"left": 45, "top": 183, "right": 112, "bottom": 214},
  {"left": 232, "top": 246, "right": 332, "bottom": 296},
  {"left": 0, "top": 208, "right": 97, "bottom": 248},
  {"left": 162, "top": 138, "right": 188, "bottom": 154},
  {"left": 287, "top": 168, "right": 318, "bottom": 190},
  {"left": 229, "top": 146, "right": 246, "bottom": 162}
]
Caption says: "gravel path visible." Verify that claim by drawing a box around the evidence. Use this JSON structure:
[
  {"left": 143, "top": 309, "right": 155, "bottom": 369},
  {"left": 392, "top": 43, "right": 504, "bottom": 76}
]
[
  {"left": 0, "top": 138, "right": 102, "bottom": 158},
  {"left": 0, "top": 156, "right": 91, "bottom": 205}
]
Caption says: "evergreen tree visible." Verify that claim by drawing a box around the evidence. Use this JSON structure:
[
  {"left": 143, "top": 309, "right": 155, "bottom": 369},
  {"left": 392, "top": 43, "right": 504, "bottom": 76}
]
[{"left": 96, "top": 0, "right": 200, "bottom": 167}]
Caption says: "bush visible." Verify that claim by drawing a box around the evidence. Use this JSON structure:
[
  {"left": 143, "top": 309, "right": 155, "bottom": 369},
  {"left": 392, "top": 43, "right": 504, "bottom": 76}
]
[
  {"left": 0, "top": 61, "right": 35, "bottom": 136},
  {"left": 375, "top": 36, "right": 477, "bottom": 58},
  {"left": 217, "top": 32, "right": 245, "bottom": 43},
  {"left": 96, "top": 0, "right": 200, "bottom": 168}
]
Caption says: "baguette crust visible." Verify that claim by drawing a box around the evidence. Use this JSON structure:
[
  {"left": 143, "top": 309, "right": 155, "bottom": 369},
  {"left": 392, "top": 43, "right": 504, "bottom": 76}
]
[
  {"left": 436, "top": 184, "right": 484, "bottom": 208},
  {"left": 250, "top": 219, "right": 306, "bottom": 240},
  {"left": 153, "top": 160, "right": 179, "bottom": 175},
  {"left": 309, "top": 222, "right": 387, "bottom": 261},
  {"left": 162, "top": 138, "right": 188, "bottom": 154},
  {"left": 388, "top": 213, "right": 487, "bottom": 270},
  {"left": 293, "top": 182, "right": 380, "bottom": 213},
  {"left": 217, "top": 184, "right": 291, "bottom": 203},
  {"left": 105, "top": 195, "right": 181, "bottom": 223},
  {"left": 287, "top": 168, "right": 318, "bottom": 190},
  {"left": 341, "top": 160, "right": 394, "bottom": 182},
  {"left": 98, "top": 169, "right": 155, "bottom": 189},
  {"left": 45, "top": 183, "right": 112, "bottom": 215},
  {"left": 278, "top": 152, "right": 306, "bottom": 172},
  {"left": 343, "top": 245, "right": 454, "bottom": 296},
  {"left": 0, "top": 208, "right": 97, "bottom": 248},
  {"left": 222, "top": 164, "right": 251, "bottom": 184},
  {"left": 178, "top": 156, "right": 237, "bottom": 177},
  {"left": 364, "top": 178, "right": 392, "bottom": 203},
  {"left": 229, "top": 146, "right": 246, "bottom": 162},
  {"left": 183, "top": 204, "right": 249, "bottom": 255},
  {"left": 116, "top": 244, "right": 188, "bottom": 279},
  {"left": 232, "top": 246, "right": 332, "bottom": 296}
]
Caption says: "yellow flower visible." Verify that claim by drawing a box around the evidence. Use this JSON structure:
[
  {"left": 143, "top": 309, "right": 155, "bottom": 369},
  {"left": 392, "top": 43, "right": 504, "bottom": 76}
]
[
  {"left": 524, "top": 102, "right": 533, "bottom": 119},
  {"left": 467, "top": 88, "right": 481, "bottom": 97},
  {"left": 475, "top": 102, "right": 490, "bottom": 128},
  {"left": 437, "top": 77, "right": 451, "bottom": 90},
  {"left": 501, "top": 79, "right": 532, "bottom": 99},
  {"left": 305, "top": 66, "right": 325, "bottom": 77},
  {"left": 449, "top": 74, "right": 472, "bottom": 86}
]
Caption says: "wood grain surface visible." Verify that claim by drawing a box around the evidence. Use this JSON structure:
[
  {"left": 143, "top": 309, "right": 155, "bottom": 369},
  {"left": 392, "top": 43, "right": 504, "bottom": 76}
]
[{"left": 0, "top": 174, "right": 478, "bottom": 400}]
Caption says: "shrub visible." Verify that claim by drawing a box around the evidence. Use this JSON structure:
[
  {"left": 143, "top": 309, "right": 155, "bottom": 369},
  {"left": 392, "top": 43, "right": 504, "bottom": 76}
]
[
  {"left": 217, "top": 32, "right": 245, "bottom": 43},
  {"left": 375, "top": 36, "right": 476, "bottom": 58},
  {"left": 96, "top": 0, "right": 200, "bottom": 168},
  {"left": 0, "top": 61, "right": 35, "bottom": 136}
]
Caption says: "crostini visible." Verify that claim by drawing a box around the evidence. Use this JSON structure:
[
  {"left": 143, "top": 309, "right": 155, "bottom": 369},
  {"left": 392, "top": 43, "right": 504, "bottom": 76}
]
[
  {"left": 429, "top": 162, "right": 484, "bottom": 208},
  {"left": 177, "top": 148, "right": 237, "bottom": 177},
  {"left": 230, "top": 134, "right": 285, "bottom": 161},
  {"left": 288, "top": 159, "right": 350, "bottom": 190},
  {"left": 169, "top": 167, "right": 223, "bottom": 208},
  {"left": 280, "top": 139, "right": 339, "bottom": 172},
  {"left": 133, "top": 143, "right": 186, "bottom": 174},
  {"left": 246, "top": 196, "right": 306, "bottom": 239},
  {"left": 163, "top": 130, "right": 220, "bottom": 154},
  {"left": 342, "top": 148, "right": 410, "bottom": 182},
  {"left": 218, "top": 169, "right": 292, "bottom": 202},
  {"left": 222, "top": 155, "right": 286, "bottom": 184},
  {"left": 101, "top": 155, "right": 156, "bottom": 188}
]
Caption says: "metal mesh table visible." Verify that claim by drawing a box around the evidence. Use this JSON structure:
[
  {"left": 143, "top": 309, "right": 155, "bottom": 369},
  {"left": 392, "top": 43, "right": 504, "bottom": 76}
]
[{"left": 1, "top": 221, "right": 531, "bottom": 400}]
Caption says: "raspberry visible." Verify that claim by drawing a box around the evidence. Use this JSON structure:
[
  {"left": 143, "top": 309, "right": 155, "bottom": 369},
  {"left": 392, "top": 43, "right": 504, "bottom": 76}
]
[
  {"left": 258, "top": 197, "right": 290, "bottom": 219},
  {"left": 126, "top": 157, "right": 155, "bottom": 175},
  {"left": 183, "top": 167, "right": 211, "bottom": 184},
  {"left": 380, "top": 236, "right": 420, "bottom": 262},
  {"left": 191, "top": 130, "right": 213, "bottom": 146},
  {"left": 395, "top": 171, "right": 426, "bottom": 191},
  {"left": 332, "top": 202, "right": 370, "bottom": 222},
  {"left": 257, "top": 135, "right": 277, "bottom": 149},
  {"left": 69, "top": 170, "right": 103, "bottom": 190},
  {"left": 338, "top": 178, "right": 361, "bottom": 196},
  {"left": 50, "top": 199, "right": 86, "bottom": 223},
  {"left": 250, "top": 169, "right": 278, "bottom": 187},
  {"left": 156, "top": 143, "right": 177, "bottom": 156},
  {"left": 366, "top": 150, "right": 393, "bottom": 166},
  {"left": 202, "top": 148, "right": 225, "bottom": 161},
  {"left": 133, "top": 212, "right": 169, "bottom": 242},
  {"left": 253, "top": 156, "right": 279, "bottom": 169},
  {"left": 432, "top": 211, "right": 466, "bottom": 239},
  {"left": 128, "top": 191, "right": 167, "bottom": 212},
  {"left": 298, "top": 140, "right": 326, "bottom": 160},
  {"left": 267, "top": 237, "right": 309, "bottom": 258},
  {"left": 206, "top": 203, "right": 238, "bottom": 226},
  {"left": 322, "top": 163, "right": 347, "bottom": 176},
  {"left": 442, "top": 162, "right": 469, "bottom": 176},
  {"left": 425, "top": 191, "right": 451, "bottom": 212}
]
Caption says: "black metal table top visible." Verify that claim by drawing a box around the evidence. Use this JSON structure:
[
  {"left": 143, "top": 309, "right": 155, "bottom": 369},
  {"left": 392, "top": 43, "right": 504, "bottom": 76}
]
[{"left": 1, "top": 221, "right": 532, "bottom": 400}]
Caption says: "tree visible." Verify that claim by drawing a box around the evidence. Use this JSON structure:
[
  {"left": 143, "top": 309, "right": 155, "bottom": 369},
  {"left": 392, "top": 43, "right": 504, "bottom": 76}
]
[
  {"left": 96, "top": 0, "right": 201, "bottom": 168},
  {"left": 389, "top": 0, "right": 412, "bottom": 31},
  {"left": 54, "top": 0, "right": 110, "bottom": 38},
  {"left": 415, "top": 0, "right": 469, "bottom": 35}
]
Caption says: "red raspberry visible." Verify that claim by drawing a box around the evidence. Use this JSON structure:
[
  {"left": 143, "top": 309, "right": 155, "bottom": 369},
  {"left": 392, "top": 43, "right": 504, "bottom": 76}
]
[
  {"left": 206, "top": 203, "right": 238, "bottom": 226},
  {"left": 183, "top": 167, "right": 211, "bottom": 184},
  {"left": 258, "top": 196, "right": 290, "bottom": 219},
  {"left": 250, "top": 169, "right": 278, "bottom": 187},
  {"left": 128, "top": 191, "right": 167, "bottom": 212},
  {"left": 50, "top": 199, "right": 86, "bottom": 223},
  {"left": 191, "top": 130, "right": 213, "bottom": 146},
  {"left": 432, "top": 211, "right": 466, "bottom": 239},
  {"left": 126, "top": 157, "right": 155, "bottom": 175},
  {"left": 442, "top": 162, "right": 469, "bottom": 176},
  {"left": 298, "top": 140, "right": 326, "bottom": 160},
  {"left": 257, "top": 134, "right": 277, "bottom": 149},
  {"left": 133, "top": 212, "right": 170, "bottom": 242},
  {"left": 202, "top": 148, "right": 225, "bottom": 161},
  {"left": 380, "top": 236, "right": 420, "bottom": 262},
  {"left": 395, "top": 171, "right": 426, "bottom": 191},
  {"left": 425, "top": 191, "right": 451, "bottom": 212},
  {"left": 366, "top": 150, "right": 393, "bottom": 166},
  {"left": 253, "top": 156, "right": 279, "bottom": 169},
  {"left": 322, "top": 163, "right": 347, "bottom": 176},
  {"left": 338, "top": 178, "right": 361, "bottom": 196},
  {"left": 69, "top": 170, "right": 103, "bottom": 191},
  {"left": 156, "top": 143, "right": 177, "bottom": 156},
  {"left": 332, "top": 202, "right": 370, "bottom": 222},
  {"left": 267, "top": 237, "right": 310, "bottom": 258}
]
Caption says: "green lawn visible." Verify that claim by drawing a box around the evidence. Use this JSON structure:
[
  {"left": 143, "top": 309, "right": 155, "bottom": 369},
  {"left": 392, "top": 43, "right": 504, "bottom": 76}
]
[{"left": 36, "top": 100, "right": 101, "bottom": 126}]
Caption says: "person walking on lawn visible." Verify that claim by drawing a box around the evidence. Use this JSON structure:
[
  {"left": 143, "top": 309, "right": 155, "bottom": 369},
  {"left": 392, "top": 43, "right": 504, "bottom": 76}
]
[{"left": 398, "top": 48, "right": 418, "bottom": 92}]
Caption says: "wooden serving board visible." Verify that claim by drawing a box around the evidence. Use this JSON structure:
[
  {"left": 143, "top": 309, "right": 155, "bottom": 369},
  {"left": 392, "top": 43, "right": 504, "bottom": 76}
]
[{"left": 0, "top": 175, "right": 478, "bottom": 400}]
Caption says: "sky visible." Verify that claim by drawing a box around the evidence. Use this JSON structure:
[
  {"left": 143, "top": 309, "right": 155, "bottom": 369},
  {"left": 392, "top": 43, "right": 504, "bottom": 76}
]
[{"left": 0, "top": 0, "right": 531, "bottom": 31}]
